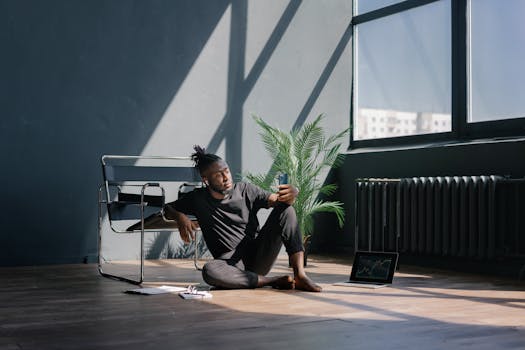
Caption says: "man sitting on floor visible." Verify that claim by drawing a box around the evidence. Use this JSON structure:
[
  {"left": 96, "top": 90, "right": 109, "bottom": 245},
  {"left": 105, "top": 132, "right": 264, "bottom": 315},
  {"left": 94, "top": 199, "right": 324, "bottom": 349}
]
[{"left": 163, "top": 145, "right": 322, "bottom": 292}]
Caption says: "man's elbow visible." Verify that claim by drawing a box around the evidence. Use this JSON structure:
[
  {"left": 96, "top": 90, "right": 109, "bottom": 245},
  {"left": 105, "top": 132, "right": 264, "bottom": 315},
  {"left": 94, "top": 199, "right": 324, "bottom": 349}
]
[{"left": 163, "top": 204, "right": 178, "bottom": 220}]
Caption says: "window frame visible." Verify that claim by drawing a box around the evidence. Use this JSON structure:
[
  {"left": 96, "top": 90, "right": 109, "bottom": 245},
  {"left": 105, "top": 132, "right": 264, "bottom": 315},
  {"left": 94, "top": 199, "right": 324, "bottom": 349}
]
[{"left": 350, "top": 0, "right": 525, "bottom": 149}]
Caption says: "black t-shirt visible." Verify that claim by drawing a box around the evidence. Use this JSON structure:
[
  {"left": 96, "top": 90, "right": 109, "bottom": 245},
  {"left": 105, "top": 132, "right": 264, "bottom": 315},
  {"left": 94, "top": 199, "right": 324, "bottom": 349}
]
[{"left": 168, "top": 182, "right": 272, "bottom": 258}]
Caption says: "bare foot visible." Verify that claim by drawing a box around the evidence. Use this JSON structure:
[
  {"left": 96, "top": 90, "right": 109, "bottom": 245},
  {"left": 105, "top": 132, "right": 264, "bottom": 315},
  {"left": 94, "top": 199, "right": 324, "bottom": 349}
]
[
  {"left": 294, "top": 275, "right": 322, "bottom": 292},
  {"left": 269, "top": 275, "right": 294, "bottom": 290}
]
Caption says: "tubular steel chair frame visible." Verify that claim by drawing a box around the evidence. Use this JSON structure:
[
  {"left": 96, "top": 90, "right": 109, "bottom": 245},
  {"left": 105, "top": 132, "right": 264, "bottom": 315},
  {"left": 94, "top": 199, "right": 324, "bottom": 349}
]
[{"left": 98, "top": 155, "right": 204, "bottom": 285}]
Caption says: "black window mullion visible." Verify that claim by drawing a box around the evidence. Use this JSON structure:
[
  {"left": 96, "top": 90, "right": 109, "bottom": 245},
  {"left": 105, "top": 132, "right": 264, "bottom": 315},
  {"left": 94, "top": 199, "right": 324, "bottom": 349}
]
[{"left": 451, "top": 0, "right": 467, "bottom": 140}]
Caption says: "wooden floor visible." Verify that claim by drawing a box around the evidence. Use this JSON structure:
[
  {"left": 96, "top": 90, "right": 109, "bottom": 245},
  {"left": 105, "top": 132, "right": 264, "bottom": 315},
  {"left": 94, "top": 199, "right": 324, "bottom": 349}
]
[{"left": 1, "top": 256, "right": 524, "bottom": 350}]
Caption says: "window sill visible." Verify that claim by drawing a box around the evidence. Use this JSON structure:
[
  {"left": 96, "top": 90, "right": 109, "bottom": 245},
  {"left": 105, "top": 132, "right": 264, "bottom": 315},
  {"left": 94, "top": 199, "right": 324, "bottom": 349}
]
[{"left": 346, "top": 136, "right": 525, "bottom": 155}]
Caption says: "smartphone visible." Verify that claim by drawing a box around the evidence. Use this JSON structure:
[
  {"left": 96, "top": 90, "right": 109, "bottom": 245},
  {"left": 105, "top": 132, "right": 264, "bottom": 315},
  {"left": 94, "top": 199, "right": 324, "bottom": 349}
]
[{"left": 278, "top": 173, "right": 288, "bottom": 185}]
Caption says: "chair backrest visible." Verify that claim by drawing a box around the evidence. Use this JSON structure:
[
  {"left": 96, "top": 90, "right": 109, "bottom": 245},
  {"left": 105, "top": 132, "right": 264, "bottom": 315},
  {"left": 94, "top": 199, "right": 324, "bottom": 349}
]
[
  {"left": 102, "top": 155, "right": 201, "bottom": 184},
  {"left": 101, "top": 155, "right": 201, "bottom": 224}
]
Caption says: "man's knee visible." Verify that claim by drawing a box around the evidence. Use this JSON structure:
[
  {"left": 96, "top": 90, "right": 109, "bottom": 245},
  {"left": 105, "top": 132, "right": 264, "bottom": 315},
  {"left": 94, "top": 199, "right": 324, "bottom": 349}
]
[
  {"left": 277, "top": 205, "right": 299, "bottom": 230},
  {"left": 201, "top": 260, "right": 224, "bottom": 286},
  {"left": 201, "top": 259, "right": 258, "bottom": 289},
  {"left": 281, "top": 204, "right": 297, "bottom": 219}
]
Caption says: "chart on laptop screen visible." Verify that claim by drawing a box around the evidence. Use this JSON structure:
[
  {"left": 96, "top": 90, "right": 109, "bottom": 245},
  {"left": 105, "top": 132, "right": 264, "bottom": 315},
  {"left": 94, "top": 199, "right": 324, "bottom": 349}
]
[{"left": 355, "top": 255, "right": 393, "bottom": 280}]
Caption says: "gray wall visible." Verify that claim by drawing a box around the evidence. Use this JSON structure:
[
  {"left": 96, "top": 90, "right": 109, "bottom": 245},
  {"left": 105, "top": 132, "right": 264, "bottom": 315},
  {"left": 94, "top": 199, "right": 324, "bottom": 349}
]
[{"left": 1, "top": 0, "right": 352, "bottom": 266}]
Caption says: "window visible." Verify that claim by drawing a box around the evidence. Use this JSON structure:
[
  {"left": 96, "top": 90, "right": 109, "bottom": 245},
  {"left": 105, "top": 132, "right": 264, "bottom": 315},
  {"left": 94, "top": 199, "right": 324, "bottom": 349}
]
[
  {"left": 468, "top": 0, "right": 525, "bottom": 123},
  {"left": 354, "top": 0, "right": 451, "bottom": 141},
  {"left": 351, "top": 0, "right": 525, "bottom": 147}
]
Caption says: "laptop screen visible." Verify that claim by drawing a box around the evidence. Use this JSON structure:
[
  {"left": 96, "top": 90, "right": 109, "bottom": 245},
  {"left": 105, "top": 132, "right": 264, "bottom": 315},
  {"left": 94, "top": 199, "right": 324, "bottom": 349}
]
[{"left": 350, "top": 251, "right": 398, "bottom": 284}]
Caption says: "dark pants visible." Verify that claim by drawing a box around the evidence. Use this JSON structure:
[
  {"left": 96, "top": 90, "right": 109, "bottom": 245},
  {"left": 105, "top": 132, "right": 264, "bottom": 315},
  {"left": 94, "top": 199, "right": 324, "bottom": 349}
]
[{"left": 201, "top": 205, "right": 303, "bottom": 289}]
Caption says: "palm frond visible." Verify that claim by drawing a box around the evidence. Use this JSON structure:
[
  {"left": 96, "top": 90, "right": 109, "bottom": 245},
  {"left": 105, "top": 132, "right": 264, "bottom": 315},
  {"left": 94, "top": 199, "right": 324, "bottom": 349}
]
[
  {"left": 244, "top": 173, "right": 271, "bottom": 191},
  {"left": 319, "top": 183, "right": 338, "bottom": 196},
  {"left": 308, "top": 200, "right": 345, "bottom": 228},
  {"left": 323, "top": 127, "right": 350, "bottom": 149},
  {"left": 294, "top": 114, "right": 324, "bottom": 161},
  {"left": 332, "top": 153, "right": 346, "bottom": 169},
  {"left": 252, "top": 115, "right": 286, "bottom": 159}
]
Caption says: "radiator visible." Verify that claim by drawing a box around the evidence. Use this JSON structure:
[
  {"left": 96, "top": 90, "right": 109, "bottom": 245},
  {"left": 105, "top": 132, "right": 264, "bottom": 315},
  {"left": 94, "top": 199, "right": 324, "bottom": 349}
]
[{"left": 355, "top": 176, "right": 525, "bottom": 260}]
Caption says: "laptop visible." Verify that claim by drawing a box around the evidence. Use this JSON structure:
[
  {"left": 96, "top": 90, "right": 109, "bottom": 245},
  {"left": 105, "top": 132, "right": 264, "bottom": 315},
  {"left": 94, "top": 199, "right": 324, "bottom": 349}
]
[{"left": 334, "top": 251, "right": 399, "bottom": 289}]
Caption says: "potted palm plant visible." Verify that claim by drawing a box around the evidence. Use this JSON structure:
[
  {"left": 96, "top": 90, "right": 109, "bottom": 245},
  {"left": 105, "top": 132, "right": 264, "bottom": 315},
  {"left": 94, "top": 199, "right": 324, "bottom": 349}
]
[{"left": 245, "top": 114, "right": 348, "bottom": 265}]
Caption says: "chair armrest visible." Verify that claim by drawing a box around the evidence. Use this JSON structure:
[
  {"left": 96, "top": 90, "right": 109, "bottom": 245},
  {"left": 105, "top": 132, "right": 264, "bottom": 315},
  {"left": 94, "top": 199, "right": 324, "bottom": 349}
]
[{"left": 125, "top": 211, "right": 199, "bottom": 231}]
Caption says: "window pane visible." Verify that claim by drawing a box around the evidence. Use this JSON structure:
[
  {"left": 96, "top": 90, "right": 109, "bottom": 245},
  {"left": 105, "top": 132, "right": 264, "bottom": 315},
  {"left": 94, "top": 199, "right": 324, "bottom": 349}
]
[
  {"left": 354, "top": 0, "right": 451, "bottom": 141},
  {"left": 468, "top": 0, "right": 525, "bottom": 123},
  {"left": 356, "top": 0, "right": 403, "bottom": 15}
]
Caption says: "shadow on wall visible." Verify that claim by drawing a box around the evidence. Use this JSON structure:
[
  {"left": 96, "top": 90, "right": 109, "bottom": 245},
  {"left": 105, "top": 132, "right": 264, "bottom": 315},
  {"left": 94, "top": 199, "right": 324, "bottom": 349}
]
[
  {"left": 0, "top": 0, "right": 230, "bottom": 266},
  {"left": 205, "top": 0, "right": 302, "bottom": 175},
  {"left": 1, "top": 0, "right": 352, "bottom": 266}
]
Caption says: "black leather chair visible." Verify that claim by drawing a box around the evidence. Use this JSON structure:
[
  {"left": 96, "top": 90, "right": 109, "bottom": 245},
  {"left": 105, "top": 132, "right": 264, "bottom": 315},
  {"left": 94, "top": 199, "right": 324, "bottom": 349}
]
[{"left": 98, "top": 155, "right": 205, "bottom": 284}]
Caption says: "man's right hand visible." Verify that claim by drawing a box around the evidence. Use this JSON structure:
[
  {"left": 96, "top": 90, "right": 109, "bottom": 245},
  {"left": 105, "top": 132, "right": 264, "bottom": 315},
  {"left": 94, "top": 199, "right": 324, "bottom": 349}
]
[
  {"left": 164, "top": 205, "right": 198, "bottom": 244},
  {"left": 175, "top": 212, "right": 199, "bottom": 244}
]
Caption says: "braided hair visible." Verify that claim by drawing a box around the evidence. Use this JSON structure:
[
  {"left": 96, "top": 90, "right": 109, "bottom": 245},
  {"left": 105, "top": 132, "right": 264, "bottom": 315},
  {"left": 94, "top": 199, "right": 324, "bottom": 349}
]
[{"left": 191, "top": 145, "right": 222, "bottom": 175}]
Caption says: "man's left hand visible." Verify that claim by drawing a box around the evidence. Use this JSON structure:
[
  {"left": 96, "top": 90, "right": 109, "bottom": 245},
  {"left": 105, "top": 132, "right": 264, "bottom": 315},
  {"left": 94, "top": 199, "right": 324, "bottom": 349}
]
[{"left": 277, "top": 184, "right": 299, "bottom": 205}]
